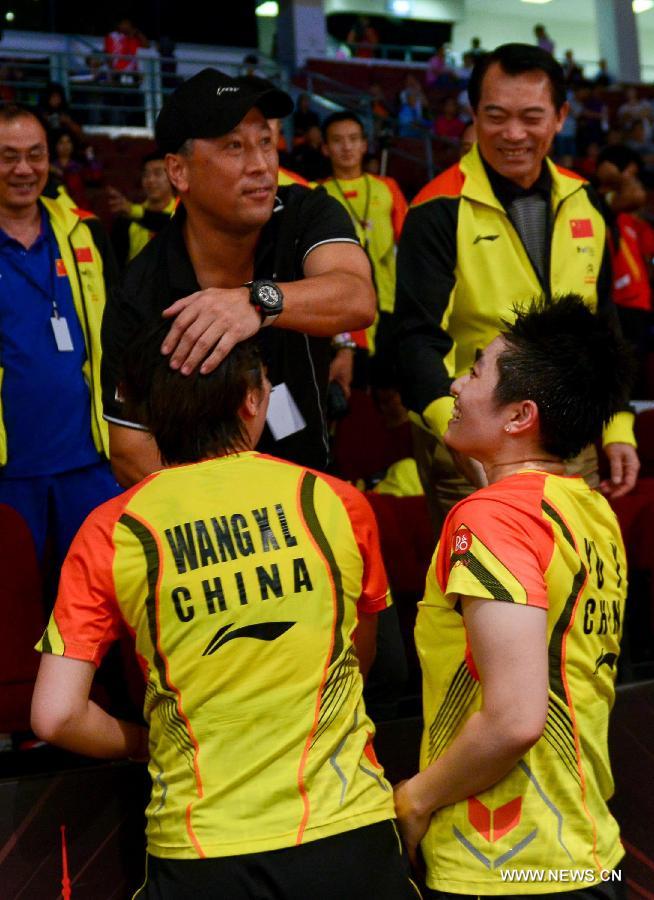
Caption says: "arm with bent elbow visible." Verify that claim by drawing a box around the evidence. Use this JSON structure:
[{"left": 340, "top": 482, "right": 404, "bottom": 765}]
[
  {"left": 393, "top": 598, "right": 548, "bottom": 864},
  {"left": 109, "top": 422, "right": 162, "bottom": 488},
  {"left": 160, "top": 242, "right": 376, "bottom": 376},
  {"left": 31, "top": 654, "right": 148, "bottom": 760}
]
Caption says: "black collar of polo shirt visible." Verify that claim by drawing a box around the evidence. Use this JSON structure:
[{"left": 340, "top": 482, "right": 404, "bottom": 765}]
[
  {"left": 164, "top": 192, "right": 287, "bottom": 300},
  {"left": 480, "top": 152, "right": 552, "bottom": 211}
]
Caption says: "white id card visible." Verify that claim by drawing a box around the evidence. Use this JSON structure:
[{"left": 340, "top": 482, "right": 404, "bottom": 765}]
[
  {"left": 266, "top": 382, "right": 306, "bottom": 441},
  {"left": 50, "top": 316, "right": 74, "bottom": 352}
]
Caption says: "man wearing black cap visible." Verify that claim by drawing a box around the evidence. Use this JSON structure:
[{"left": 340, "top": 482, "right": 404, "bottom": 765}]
[{"left": 101, "top": 69, "right": 375, "bottom": 484}]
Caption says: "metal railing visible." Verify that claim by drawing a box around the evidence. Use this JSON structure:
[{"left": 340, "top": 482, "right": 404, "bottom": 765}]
[{"left": 0, "top": 46, "right": 282, "bottom": 133}]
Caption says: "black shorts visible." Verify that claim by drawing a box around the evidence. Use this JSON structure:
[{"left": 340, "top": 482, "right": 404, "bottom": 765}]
[
  {"left": 422, "top": 869, "right": 626, "bottom": 900},
  {"left": 134, "top": 819, "right": 422, "bottom": 899}
]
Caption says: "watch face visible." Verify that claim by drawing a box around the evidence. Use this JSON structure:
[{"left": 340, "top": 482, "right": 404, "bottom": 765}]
[{"left": 257, "top": 282, "right": 282, "bottom": 310}]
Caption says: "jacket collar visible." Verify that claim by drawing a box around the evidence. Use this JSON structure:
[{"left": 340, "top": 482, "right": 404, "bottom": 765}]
[
  {"left": 460, "top": 143, "right": 586, "bottom": 211},
  {"left": 39, "top": 194, "right": 88, "bottom": 236}
]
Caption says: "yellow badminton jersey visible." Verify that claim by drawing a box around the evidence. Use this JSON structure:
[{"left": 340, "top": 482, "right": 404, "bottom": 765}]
[
  {"left": 38, "top": 452, "right": 394, "bottom": 859},
  {"left": 416, "top": 471, "right": 625, "bottom": 893},
  {"left": 322, "top": 174, "right": 407, "bottom": 351}
]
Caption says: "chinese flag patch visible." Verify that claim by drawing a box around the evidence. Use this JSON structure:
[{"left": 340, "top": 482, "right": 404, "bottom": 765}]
[
  {"left": 343, "top": 190, "right": 358, "bottom": 199},
  {"left": 55, "top": 259, "right": 67, "bottom": 277},
  {"left": 75, "top": 247, "right": 93, "bottom": 263},
  {"left": 570, "top": 219, "right": 593, "bottom": 238}
]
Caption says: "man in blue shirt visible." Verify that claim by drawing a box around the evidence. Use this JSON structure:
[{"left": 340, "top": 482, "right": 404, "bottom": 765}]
[{"left": 0, "top": 105, "right": 120, "bottom": 589}]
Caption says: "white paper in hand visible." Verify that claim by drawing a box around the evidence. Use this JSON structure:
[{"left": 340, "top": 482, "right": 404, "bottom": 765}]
[{"left": 266, "top": 383, "right": 306, "bottom": 441}]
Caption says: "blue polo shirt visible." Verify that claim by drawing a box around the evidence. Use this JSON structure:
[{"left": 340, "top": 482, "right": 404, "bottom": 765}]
[{"left": 0, "top": 205, "right": 100, "bottom": 477}]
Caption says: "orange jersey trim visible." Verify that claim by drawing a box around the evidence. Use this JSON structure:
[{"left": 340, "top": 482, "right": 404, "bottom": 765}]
[{"left": 412, "top": 163, "right": 466, "bottom": 207}]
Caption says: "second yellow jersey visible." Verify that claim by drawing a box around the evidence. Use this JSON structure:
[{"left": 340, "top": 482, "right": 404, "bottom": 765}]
[{"left": 417, "top": 471, "right": 625, "bottom": 894}]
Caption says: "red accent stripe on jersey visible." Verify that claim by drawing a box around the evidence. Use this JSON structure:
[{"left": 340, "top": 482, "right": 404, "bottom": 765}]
[
  {"left": 185, "top": 803, "right": 205, "bottom": 859},
  {"left": 71, "top": 207, "right": 97, "bottom": 220},
  {"left": 293, "top": 471, "right": 338, "bottom": 845}
]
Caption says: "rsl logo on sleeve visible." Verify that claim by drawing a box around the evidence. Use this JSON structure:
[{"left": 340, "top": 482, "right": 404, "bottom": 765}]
[{"left": 452, "top": 525, "right": 473, "bottom": 558}]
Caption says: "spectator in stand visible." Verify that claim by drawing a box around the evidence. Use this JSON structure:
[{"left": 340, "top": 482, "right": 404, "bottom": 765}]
[
  {"left": 618, "top": 86, "right": 654, "bottom": 142},
  {"left": 38, "top": 83, "right": 83, "bottom": 141},
  {"left": 292, "top": 92, "right": 320, "bottom": 142},
  {"left": 456, "top": 52, "right": 476, "bottom": 87},
  {"left": 576, "top": 84, "right": 608, "bottom": 153},
  {"left": 426, "top": 47, "right": 457, "bottom": 88},
  {"left": 433, "top": 96, "right": 466, "bottom": 142},
  {"left": 240, "top": 54, "right": 262, "bottom": 79},
  {"left": 624, "top": 119, "right": 654, "bottom": 167},
  {"left": 397, "top": 74, "right": 430, "bottom": 136},
  {"left": 562, "top": 49, "right": 584, "bottom": 87},
  {"left": 594, "top": 58, "right": 614, "bottom": 87},
  {"left": 69, "top": 56, "right": 111, "bottom": 126},
  {"left": 104, "top": 17, "right": 149, "bottom": 126},
  {"left": 290, "top": 124, "right": 330, "bottom": 182},
  {"left": 468, "top": 37, "right": 485, "bottom": 60},
  {"left": 534, "top": 23, "right": 554, "bottom": 56},
  {"left": 346, "top": 16, "right": 379, "bottom": 59},
  {"left": 575, "top": 140, "right": 601, "bottom": 179},
  {"left": 107, "top": 151, "right": 176, "bottom": 270},
  {"left": 597, "top": 144, "right": 654, "bottom": 393},
  {"left": 48, "top": 129, "right": 102, "bottom": 210},
  {"left": 104, "top": 17, "right": 149, "bottom": 83},
  {"left": 553, "top": 87, "right": 581, "bottom": 162}
]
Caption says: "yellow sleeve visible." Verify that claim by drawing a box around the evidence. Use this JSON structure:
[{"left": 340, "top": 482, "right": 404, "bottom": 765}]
[{"left": 602, "top": 411, "right": 636, "bottom": 447}]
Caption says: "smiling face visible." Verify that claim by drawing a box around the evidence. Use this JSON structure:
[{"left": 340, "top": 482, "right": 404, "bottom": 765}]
[
  {"left": 445, "top": 336, "right": 512, "bottom": 463},
  {"left": 474, "top": 62, "right": 568, "bottom": 189},
  {"left": 166, "top": 107, "right": 278, "bottom": 234},
  {"left": 142, "top": 158, "right": 172, "bottom": 206},
  {"left": 0, "top": 114, "right": 49, "bottom": 215}
]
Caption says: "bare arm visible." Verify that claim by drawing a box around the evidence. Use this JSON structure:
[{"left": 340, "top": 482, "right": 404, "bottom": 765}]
[
  {"left": 109, "top": 422, "right": 162, "bottom": 488},
  {"left": 160, "top": 242, "right": 375, "bottom": 375},
  {"left": 394, "top": 597, "right": 548, "bottom": 863},
  {"left": 600, "top": 443, "right": 640, "bottom": 499},
  {"left": 31, "top": 654, "right": 148, "bottom": 760}
]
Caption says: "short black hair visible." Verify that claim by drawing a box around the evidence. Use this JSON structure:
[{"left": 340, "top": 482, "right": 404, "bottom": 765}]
[
  {"left": 468, "top": 43, "right": 566, "bottom": 112},
  {"left": 121, "top": 321, "right": 264, "bottom": 465},
  {"left": 322, "top": 111, "right": 365, "bottom": 142},
  {"left": 597, "top": 143, "right": 644, "bottom": 177},
  {"left": 494, "top": 295, "right": 635, "bottom": 460}
]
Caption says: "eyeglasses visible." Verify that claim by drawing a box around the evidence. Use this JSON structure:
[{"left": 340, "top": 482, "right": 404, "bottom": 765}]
[{"left": 0, "top": 147, "right": 48, "bottom": 167}]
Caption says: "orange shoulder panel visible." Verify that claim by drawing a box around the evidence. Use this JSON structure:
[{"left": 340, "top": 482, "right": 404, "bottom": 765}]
[
  {"left": 375, "top": 174, "right": 408, "bottom": 240},
  {"left": 278, "top": 166, "right": 310, "bottom": 187},
  {"left": 411, "top": 163, "right": 465, "bottom": 207},
  {"left": 71, "top": 207, "right": 98, "bottom": 220},
  {"left": 554, "top": 164, "right": 587, "bottom": 183}
]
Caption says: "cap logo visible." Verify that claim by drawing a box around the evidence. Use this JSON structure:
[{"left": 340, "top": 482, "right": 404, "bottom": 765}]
[{"left": 216, "top": 87, "right": 239, "bottom": 95}]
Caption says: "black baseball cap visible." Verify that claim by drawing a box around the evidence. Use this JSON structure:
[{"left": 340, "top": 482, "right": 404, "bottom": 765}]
[{"left": 155, "top": 68, "right": 294, "bottom": 154}]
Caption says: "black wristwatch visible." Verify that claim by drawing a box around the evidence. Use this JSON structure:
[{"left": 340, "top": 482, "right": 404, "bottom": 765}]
[{"left": 249, "top": 280, "right": 284, "bottom": 320}]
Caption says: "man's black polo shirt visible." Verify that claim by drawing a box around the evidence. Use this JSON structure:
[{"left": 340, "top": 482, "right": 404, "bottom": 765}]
[{"left": 101, "top": 184, "right": 359, "bottom": 470}]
